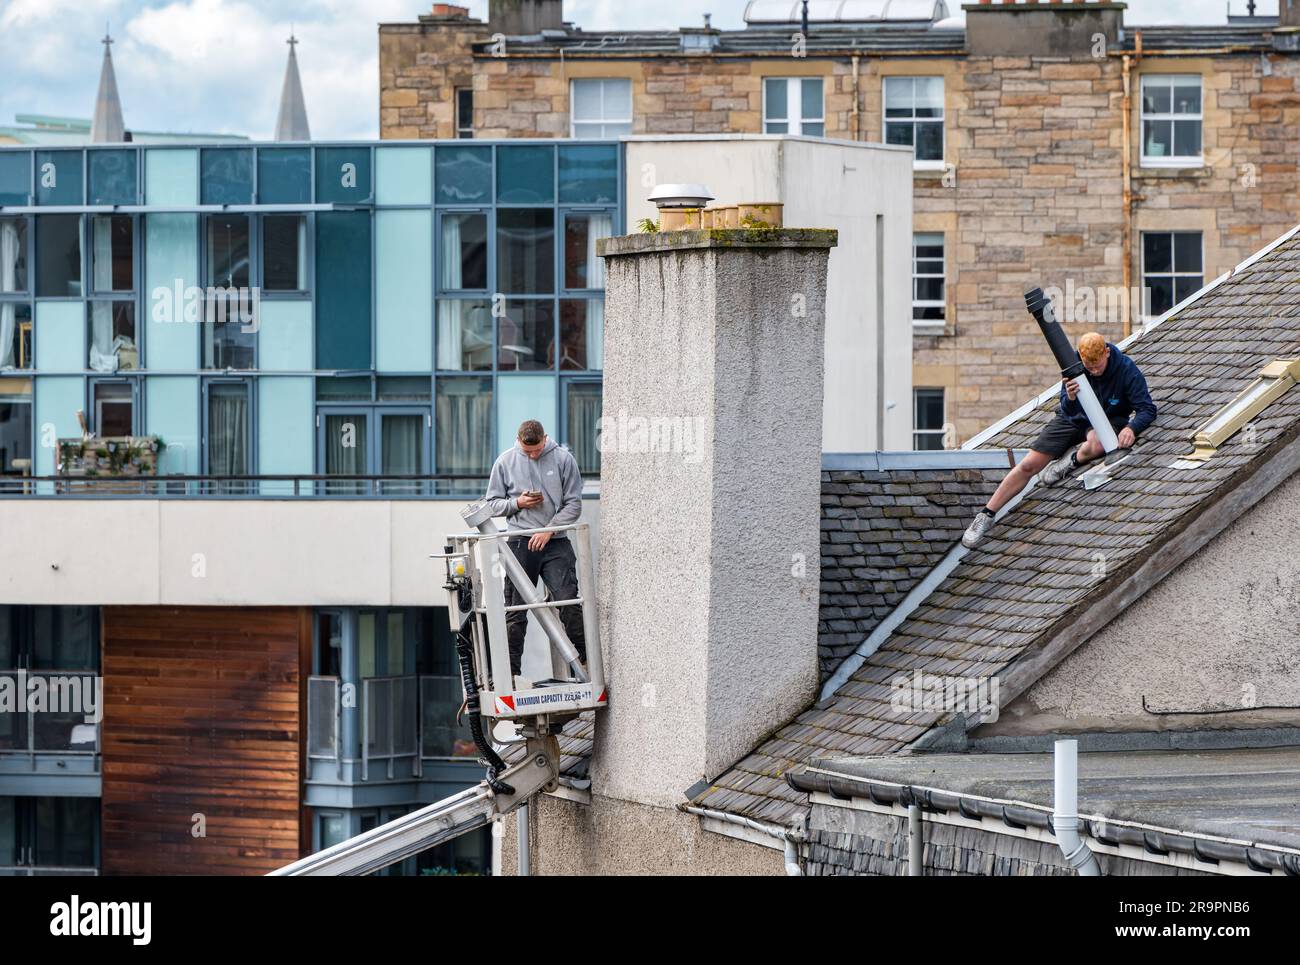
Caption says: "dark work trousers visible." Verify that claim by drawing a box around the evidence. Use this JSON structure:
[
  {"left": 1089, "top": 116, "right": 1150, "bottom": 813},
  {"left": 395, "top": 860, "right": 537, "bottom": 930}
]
[{"left": 504, "top": 536, "right": 587, "bottom": 677}]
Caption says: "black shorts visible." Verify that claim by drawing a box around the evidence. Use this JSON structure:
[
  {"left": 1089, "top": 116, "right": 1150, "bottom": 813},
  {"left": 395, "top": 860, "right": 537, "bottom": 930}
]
[{"left": 1030, "top": 414, "right": 1127, "bottom": 459}]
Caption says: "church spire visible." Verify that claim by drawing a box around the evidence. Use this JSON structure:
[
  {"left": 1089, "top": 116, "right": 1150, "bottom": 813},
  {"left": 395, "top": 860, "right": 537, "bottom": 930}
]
[
  {"left": 274, "top": 30, "right": 312, "bottom": 141},
  {"left": 90, "top": 27, "right": 126, "bottom": 142}
]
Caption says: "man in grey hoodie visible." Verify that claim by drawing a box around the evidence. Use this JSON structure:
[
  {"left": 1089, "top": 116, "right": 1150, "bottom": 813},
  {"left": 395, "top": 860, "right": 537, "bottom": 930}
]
[{"left": 482, "top": 419, "right": 587, "bottom": 679}]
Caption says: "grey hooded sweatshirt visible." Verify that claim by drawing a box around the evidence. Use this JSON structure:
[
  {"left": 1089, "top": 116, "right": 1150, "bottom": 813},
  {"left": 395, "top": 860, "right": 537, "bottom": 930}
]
[{"left": 483, "top": 438, "right": 584, "bottom": 538}]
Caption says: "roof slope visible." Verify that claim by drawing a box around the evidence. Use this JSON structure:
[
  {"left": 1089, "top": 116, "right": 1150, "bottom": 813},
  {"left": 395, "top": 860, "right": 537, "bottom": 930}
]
[{"left": 691, "top": 227, "right": 1300, "bottom": 827}]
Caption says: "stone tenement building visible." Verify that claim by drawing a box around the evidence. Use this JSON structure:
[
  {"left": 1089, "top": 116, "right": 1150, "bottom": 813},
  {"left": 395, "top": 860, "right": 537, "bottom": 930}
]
[{"left": 380, "top": 0, "right": 1300, "bottom": 443}]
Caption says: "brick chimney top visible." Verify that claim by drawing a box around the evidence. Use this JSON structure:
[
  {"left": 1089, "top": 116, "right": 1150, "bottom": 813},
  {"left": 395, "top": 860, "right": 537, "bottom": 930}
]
[{"left": 429, "top": 3, "right": 470, "bottom": 17}]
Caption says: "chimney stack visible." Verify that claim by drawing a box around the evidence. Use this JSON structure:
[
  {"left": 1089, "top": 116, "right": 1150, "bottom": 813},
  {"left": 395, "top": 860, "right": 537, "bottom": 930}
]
[
  {"left": 964, "top": 1, "right": 1126, "bottom": 58},
  {"left": 590, "top": 225, "right": 836, "bottom": 808},
  {"left": 1281, "top": 0, "right": 1300, "bottom": 29},
  {"left": 489, "top": 0, "right": 564, "bottom": 35}
]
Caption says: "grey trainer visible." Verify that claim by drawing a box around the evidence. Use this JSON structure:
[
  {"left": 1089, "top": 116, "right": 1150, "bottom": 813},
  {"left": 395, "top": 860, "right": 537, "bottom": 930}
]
[
  {"left": 1038, "top": 450, "right": 1078, "bottom": 487},
  {"left": 962, "top": 511, "right": 995, "bottom": 549}
]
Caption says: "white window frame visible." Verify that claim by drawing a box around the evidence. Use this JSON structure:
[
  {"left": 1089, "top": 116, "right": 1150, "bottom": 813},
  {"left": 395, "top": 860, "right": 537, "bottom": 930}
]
[
  {"left": 912, "top": 231, "right": 946, "bottom": 330},
  {"left": 883, "top": 76, "right": 945, "bottom": 170},
  {"left": 913, "top": 387, "right": 946, "bottom": 451},
  {"left": 569, "top": 78, "right": 632, "bottom": 139},
  {"left": 1140, "top": 229, "right": 1204, "bottom": 322},
  {"left": 1139, "top": 74, "right": 1204, "bottom": 169},
  {"left": 761, "top": 77, "right": 825, "bottom": 137}
]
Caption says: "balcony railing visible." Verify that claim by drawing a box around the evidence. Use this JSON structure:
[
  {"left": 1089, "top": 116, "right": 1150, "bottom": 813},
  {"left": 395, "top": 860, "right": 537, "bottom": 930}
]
[
  {"left": 0, "top": 670, "right": 100, "bottom": 758},
  {"left": 308, "top": 673, "right": 475, "bottom": 783},
  {"left": 0, "top": 864, "right": 99, "bottom": 876},
  {"left": 0, "top": 473, "right": 599, "bottom": 498}
]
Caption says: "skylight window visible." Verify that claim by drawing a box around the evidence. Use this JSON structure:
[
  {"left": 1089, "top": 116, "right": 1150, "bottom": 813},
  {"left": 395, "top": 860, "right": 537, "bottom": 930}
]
[{"left": 1186, "top": 357, "right": 1300, "bottom": 460}]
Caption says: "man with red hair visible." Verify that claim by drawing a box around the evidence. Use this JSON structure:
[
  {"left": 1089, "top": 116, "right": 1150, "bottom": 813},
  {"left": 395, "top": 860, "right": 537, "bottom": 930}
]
[{"left": 962, "top": 332, "right": 1156, "bottom": 549}]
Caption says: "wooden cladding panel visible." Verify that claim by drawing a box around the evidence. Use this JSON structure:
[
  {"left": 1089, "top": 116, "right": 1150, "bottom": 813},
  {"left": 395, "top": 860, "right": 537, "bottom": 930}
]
[{"left": 101, "top": 607, "right": 308, "bottom": 876}]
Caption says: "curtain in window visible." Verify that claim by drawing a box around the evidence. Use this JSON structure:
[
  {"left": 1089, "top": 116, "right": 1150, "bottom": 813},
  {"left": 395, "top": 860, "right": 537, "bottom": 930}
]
[
  {"left": 381, "top": 414, "right": 424, "bottom": 494},
  {"left": 436, "top": 384, "right": 492, "bottom": 476},
  {"left": 208, "top": 386, "right": 248, "bottom": 477},
  {"left": 381, "top": 415, "right": 422, "bottom": 475},
  {"left": 440, "top": 215, "right": 462, "bottom": 289},
  {"left": 567, "top": 386, "right": 602, "bottom": 475},
  {"left": 0, "top": 221, "right": 18, "bottom": 368},
  {"left": 436, "top": 301, "right": 464, "bottom": 371},
  {"left": 324, "top": 413, "right": 367, "bottom": 495},
  {"left": 585, "top": 213, "right": 611, "bottom": 290},
  {"left": 585, "top": 300, "right": 604, "bottom": 370},
  {"left": 89, "top": 218, "right": 117, "bottom": 371}
]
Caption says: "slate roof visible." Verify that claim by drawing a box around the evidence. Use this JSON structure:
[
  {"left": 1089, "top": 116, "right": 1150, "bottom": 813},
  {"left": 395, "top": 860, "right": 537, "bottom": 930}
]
[
  {"left": 818, "top": 462, "right": 1005, "bottom": 682},
  {"left": 464, "top": 23, "right": 1280, "bottom": 57},
  {"left": 689, "top": 225, "right": 1300, "bottom": 828}
]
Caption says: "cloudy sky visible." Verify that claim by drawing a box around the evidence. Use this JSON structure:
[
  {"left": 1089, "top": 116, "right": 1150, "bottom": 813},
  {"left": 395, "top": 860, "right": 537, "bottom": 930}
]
[{"left": 0, "top": 0, "right": 1278, "bottom": 141}]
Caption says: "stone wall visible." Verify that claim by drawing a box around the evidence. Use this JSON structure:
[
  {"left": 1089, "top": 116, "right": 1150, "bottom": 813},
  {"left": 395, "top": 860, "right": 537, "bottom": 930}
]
[{"left": 377, "top": 22, "right": 1300, "bottom": 438}]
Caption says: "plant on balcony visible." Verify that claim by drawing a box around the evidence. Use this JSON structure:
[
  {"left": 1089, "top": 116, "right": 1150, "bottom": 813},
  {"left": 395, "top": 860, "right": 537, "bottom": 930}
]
[{"left": 57, "top": 436, "right": 165, "bottom": 478}]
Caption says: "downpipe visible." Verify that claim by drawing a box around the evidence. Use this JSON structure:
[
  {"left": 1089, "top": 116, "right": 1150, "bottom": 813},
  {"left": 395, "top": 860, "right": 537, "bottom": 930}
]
[{"left": 1054, "top": 739, "right": 1103, "bottom": 876}]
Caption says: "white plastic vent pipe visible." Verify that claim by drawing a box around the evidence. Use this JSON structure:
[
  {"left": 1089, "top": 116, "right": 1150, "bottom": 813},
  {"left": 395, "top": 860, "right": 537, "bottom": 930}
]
[{"left": 1053, "top": 739, "right": 1102, "bottom": 876}]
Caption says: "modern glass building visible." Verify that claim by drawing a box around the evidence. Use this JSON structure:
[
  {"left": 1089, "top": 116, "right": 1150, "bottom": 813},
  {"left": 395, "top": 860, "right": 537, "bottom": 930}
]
[
  {"left": 0, "top": 140, "right": 618, "bottom": 491},
  {"left": 0, "top": 138, "right": 617, "bottom": 876}
]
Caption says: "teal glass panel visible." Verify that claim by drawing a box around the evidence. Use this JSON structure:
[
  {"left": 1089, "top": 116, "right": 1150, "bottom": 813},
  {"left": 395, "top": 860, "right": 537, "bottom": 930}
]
[
  {"left": 144, "top": 214, "right": 199, "bottom": 370},
  {"left": 200, "top": 148, "right": 254, "bottom": 205},
  {"left": 34, "top": 302, "right": 84, "bottom": 372},
  {"left": 315, "top": 211, "right": 372, "bottom": 369},
  {"left": 376, "top": 209, "right": 432, "bottom": 372},
  {"left": 496, "top": 144, "right": 554, "bottom": 204},
  {"left": 376, "top": 147, "right": 432, "bottom": 205},
  {"left": 315, "top": 147, "right": 372, "bottom": 203},
  {"left": 258, "top": 376, "right": 314, "bottom": 494},
  {"left": 435, "top": 145, "right": 490, "bottom": 205},
  {"left": 145, "top": 149, "right": 198, "bottom": 205},
  {"left": 258, "top": 300, "right": 313, "bottom": 371},
  {"left": 35, "top": 151, "right": 83, "bottom": 206},
  {"left": 88, "top": 150, "right": 138, "bottom": 205},
  {"left": 496, "top": 374, "right": 557, "bottom": 456},
  {"left": 0, "top": 152, "right": 31, "bottom": 205},
  {"left": 34, "top": 376, "right": 84, "bottom": 478},
  {"left": 558, "top": 144, "right": 618, "bottom": 205},
  {"left": 145, "top": 376, "right": 199, "bottom": 474},
  {"left": 257, "top": 147, "right": 311, "bottom": 204},
  {"left": 317, "top": 375, "right": 370, "bottom": 400}
]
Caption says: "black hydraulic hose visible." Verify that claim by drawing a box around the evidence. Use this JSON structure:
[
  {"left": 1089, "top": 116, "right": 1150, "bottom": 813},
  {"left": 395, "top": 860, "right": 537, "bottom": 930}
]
[{"left": 452, "top": 593, "right": 514, "bottom": 795}]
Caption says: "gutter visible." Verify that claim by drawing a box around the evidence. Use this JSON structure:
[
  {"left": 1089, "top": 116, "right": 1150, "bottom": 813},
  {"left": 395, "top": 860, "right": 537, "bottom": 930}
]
[
  {"left": 787, "top": 768, "right": 1300, "bottom": 875},
  {"left": 680, "top": 805, "right": 806, "bottom": 876}
]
